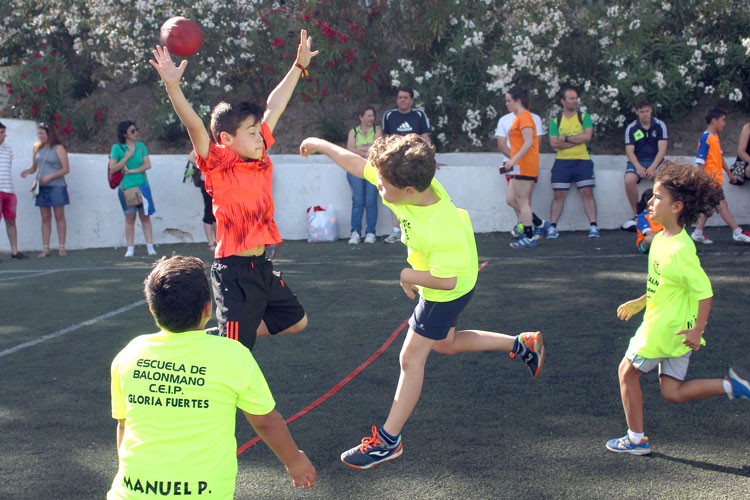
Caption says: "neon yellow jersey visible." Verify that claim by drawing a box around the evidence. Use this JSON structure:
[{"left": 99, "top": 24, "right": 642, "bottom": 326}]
[
  {"left": 364, "top": 163, "right": 478, "bottom": 302},
  {"left": 628, "top": 230, "right": 712, "bottom": 358},
  {"left": 108, "top": 330, "right": 275, "bottom": 499},
  {"left": 548, "top": 113, "right": 593, "bottom": 160}
]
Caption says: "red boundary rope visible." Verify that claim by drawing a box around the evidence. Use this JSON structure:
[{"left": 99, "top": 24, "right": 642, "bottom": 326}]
[{"left": 237, "top": 260, "right": 489, "bottom": 455}]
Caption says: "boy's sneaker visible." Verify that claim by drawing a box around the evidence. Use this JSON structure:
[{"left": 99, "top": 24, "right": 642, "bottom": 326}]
[
  {"left": 605, "top": 435, "right": 651, "bottom": 455},
  {"left": 124, "top": 247, "right": 135, "bottom": 258},
  {"left": 384, "top": 229, "right": 401, "bottom": 244},
  {"left": 546, "top": 225, "right": 559, "bottom": 239},
  {"left": 588, "top": 225, "right": 601, "bottom": 238},
  {"left": 726, "top": 366, "right": 750, "bottom": 400},
  {"left": 690, "top": 231, "right": 713, "bottom": 244},
  {"left": 340, "top": 426, "right": 403, "bottom": 470},
  {"left": 732, "top": 230, "right": 750, "bottom": 243},
  {"left": 364, "top": 233, "right": 376, "bottom": 244},
  {"left": 348, "top": 231, "right": 361, "bottom": 245},
  {"left": 510, "top": 222, "right": 524, "bottom": 237},
  {"left": 509, "top": 235, "right": 538, "bottom": 249},
  {"left": 534, "top": 220, "right": 551, "bottom": 241},
  {"left": 509, "top": 331, "right": 545, "bottom": 378}
]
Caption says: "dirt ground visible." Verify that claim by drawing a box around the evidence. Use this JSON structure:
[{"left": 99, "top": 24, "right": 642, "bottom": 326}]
[{"left": 68, "top": 83, "right": 750, "bottom": 159}]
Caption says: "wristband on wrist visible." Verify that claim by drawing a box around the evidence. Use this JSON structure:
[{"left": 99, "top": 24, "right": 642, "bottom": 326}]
[{"left": 294, "top": 62, "right": 310, "bottom": 78}]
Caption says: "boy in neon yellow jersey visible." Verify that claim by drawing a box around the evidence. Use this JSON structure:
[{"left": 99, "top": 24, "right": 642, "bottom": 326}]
[
  {"left": 300, "top": 133, "right": 544, "bottom": 470},
  {"left": 607, "top": 162, "right": 750, "bottom": 456},
  {"left": 108, "top": 256, "right": 315, "bottom": 498}
]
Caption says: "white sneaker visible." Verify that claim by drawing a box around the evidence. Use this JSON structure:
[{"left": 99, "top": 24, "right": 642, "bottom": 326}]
[
  {"left": 621, "top": 217, "right": 637, "bottom": 231},
  {"left": 364, "top": 233, "right": 376, "bottom": 244},
  {"left": 124, "top": 247, "right": 135, "bottom": 258},
  {"left": 147, "top": 246, "right": 157, "bottom": 256},
  {"left": 691, "top": 231, "right": 713, "bottom": 244},
  {"left": 384, "top": 229, "right": 401, "bottom": 244},
  {"left": 348, "top": 231, "right": 361, "bottom": 245},
  {"left": 733, "top": 230, "right": 750, "bottom": 243}
]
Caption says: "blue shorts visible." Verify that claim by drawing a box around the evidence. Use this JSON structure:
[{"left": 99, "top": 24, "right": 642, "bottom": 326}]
[
  {"left": 550, "top": 159, "right": 595, "bottom": 190},
  {"left": 408, "top": 289, "right": 474, "bottom": 340},
  {"left": 625, "top": 159, "right": 657, "bottom": 180},
  {"left": 35, "top": 185, "right": 69, "bottom": 207},
  {"left": 117, "top": 184, "right": 156, "bottom": 215}
]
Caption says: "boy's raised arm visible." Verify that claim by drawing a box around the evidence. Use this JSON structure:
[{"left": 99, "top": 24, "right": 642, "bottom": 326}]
[
  {"left": 149, "top": 46, "right": 211, "bottom": 159},
  {"left": 300, "top": 137, "right": 367, "bottom": 178},
  {"left": 264, "top": 29, "right": 319, "bottom": 133}
]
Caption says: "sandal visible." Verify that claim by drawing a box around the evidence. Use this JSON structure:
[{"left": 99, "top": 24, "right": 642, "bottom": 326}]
[
  {"left": 58, "top": 246, "right": 67, "bottom": 257},
  {"left": 37, "top": 246, "right": 50, "bottom": 259}
]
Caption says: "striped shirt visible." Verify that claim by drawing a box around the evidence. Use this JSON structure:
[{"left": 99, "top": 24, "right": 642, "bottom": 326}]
[{"left": 0, "top": 142, "right": 14, "bottom": 194}]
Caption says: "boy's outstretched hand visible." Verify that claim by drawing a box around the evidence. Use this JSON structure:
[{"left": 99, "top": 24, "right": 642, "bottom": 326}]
[
  {"left": 149, "top": 45, "right": 188, "bottom": 86},
  {"left": 286, "top": 450, "right": 316, "bottom": 489},
  {"left": 616, "top": 296, "right": 646, "bottom": 321},
  {"left": 299, "top": 137, "right": 324, "bottom": 157},
  {"left": 295, "top": 29, "right": 319, "bottom": 68}
]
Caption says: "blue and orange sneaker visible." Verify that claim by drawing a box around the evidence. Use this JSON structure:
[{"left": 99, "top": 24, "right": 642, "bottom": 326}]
[
  {"left": 340, "top": 426, "right": 403, "bottom": 470},
  {"left": 606, "top": 434, "right": 651, "bottom": 455},
  {"left": 726, "top": 366, "right": 750, "bottom": 400},
  {"left": 509, "top": 331, "right": 544, "bottom": 378}
]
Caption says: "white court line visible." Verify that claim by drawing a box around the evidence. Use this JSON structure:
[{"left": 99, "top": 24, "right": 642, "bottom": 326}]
[
  {"left": 0, "top": 300, "right": 147, "bottom": 358},
  {"left": 0, "top": 270, "right": 62, "bottom": 282}
]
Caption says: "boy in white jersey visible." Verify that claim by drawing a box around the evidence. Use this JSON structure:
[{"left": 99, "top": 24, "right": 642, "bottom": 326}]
[
  {"left": 607, "top": 162, "right": 750, "bottom": 456},
  {"left": 300, "top": 133, "right": 545, "bottom": 470},
  {"left": 108, "top": 256, "right": 315, "bottom": 498}
]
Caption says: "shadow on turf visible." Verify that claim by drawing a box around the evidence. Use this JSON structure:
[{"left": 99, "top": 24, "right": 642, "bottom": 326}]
[{"left": 650, "top": 452, "right": 750, "bottom": 477}]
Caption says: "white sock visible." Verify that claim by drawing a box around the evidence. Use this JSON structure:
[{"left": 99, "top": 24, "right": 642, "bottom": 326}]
[
  {"left": 392, "top": 227, "right": 400, "bottom": 234},
  {"left": 146, "top": 243, "right": 155, "bottom": 252},
  {"left": 126, "top": 246, "right": 135, "bottom": 252},
  {"left": 627, "top": 430, "right": 644, "bottom": 443},
  {"left": 723, "top": 379, "right": 732, "bottom": 395},
  {"left": 733, "top": 227, "right": 743, "bottom": 236},
  {"left": 693, "top": 229, "right": 703, "bottom": 236}
]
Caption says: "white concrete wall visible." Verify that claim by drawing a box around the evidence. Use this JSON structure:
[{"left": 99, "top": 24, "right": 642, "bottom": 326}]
[{"left": 3, "top": 118, "right": 749, "bottom": 252}]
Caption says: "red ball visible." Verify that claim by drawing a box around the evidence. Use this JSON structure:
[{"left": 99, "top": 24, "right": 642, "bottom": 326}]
[{"left": 159, "top": 16, "right": 203, "bottom": 57}]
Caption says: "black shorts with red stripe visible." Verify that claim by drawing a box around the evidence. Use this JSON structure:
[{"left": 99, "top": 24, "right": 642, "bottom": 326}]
[{"left": 211, "top": 254, "right": 305, "bottom": 350}]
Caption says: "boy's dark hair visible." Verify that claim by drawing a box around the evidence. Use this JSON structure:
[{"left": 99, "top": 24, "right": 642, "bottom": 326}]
[
  {"left": 636, "top": 188, "right": 653, "bottom": 214},
  {"left": 705, "top": 107, "right": 727, "bottom": 124},
  {"left": 655, "top": 161, "right": 721, "bottom": 227},
  {"left": 0, "top": 122, "right": 5, "bottom": 130},
  {"left": 634, "top": 95, "right": 651, "bottom": 109},
  {"left": 144, "top": 255, "right": 210, "bottom": 333},
  {"left": 116, "top": 120, "right": 136, "bottom": 144},
  {"left": 210, "top": 100, "right": 265, "bottom": 143},
  {"left": 507, "top": 86, "right": 529, "bottom": 109},
  {"left": 368, "top": 133, "right": 435, "bottom": 191},
  {"left": 396, "top": 86, "right": 414, "bottom": 98}
]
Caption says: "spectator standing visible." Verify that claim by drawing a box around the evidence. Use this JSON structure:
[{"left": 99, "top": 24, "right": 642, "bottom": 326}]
[
  {"left": 690, "top": 108, "right": 750, "bottom": 244},
  {"left": 622, "top": 96, "right": 668, "bottom": 230},
  {"left": 188, "top": 150, "right": 216, "bottom": 251},
  {"left": 0, "top": 122, "right": 26, "bottom": 260},
  {"left": 547, "top": 87, "right": 599, "bottom": 238},
  {"left": 345, "top": 105, "right": 382, "bottom": 244},
  {"left": 731, "top": 120, "right": 750, "bottom": 182},
  {"left": 381, "top": 87, "right": 432, "bottom": 243},
  {"left": 20, "top": 122, "right": 70, "bottom": 258},
  {"left": 495, "top": 93, "right": 550, "bottom": 240},
  {"left": 108, "top": 121, "right": 157, "bottom": 258},
  {"left": 501, "top": 87, "right": 545, "bottom": 248}
]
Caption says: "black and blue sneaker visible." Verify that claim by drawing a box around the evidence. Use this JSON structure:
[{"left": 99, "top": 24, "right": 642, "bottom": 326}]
[
  {"left": 340, "top": 426, "right": 403, "bottom": 470},
  {"left": 726, "top": 366, "right": 750, "bottom": 400},
  {"left": 509, "top": 331, "right": 545, "bottom": 379}
]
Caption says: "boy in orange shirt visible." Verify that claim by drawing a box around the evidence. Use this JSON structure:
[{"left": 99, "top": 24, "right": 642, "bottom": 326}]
[
  {"left": 149, "top": 30, "right": 319, "bottom": 350},
  {"left": 691, "top": 107, "right": 750, "bottom": 244}
]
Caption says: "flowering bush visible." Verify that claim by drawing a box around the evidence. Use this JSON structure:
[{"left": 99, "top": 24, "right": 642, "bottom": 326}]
[
  {"left": 69, "top": 96, "right": 108, "bottom": 140},
  {"left": 1, "top": 0, "right": 750, "bottom": 151},
  {"left": 4, "top": 45, "right": 71, "bottom": 123}
]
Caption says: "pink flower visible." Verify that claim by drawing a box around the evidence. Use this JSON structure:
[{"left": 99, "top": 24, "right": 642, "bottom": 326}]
[{"left": 271, "top": 38, "right": 285, "bottom": 47}]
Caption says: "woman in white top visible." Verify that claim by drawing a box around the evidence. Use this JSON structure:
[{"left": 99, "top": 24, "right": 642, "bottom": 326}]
[{"left": 21, "top": 123, "right": 70, "bottom": 258}]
